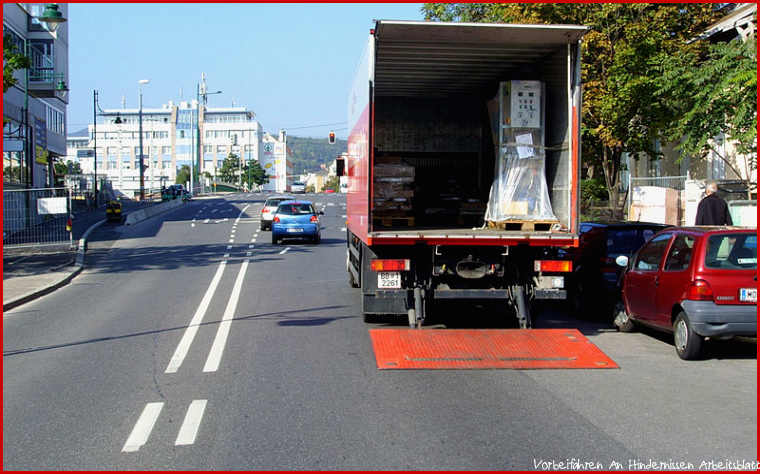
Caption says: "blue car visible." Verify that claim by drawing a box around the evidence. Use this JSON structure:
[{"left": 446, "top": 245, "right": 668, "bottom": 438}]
[{"left": 271, "top": 201, "right": 324, "bottom": 245}]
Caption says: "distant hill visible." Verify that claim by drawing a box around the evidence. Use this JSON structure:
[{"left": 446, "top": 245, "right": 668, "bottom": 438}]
[{"left": 287, "top": 136, "right": 347, "bottom": 175}]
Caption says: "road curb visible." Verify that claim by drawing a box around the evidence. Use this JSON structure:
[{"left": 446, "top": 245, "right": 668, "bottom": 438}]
[{"left": 3, "top": 219, "right": 105, "bottom": 312}]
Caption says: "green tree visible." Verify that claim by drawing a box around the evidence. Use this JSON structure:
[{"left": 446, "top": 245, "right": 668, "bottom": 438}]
[
  {"left": 658, "top": 35, "right": 757, "bottom": 181},
  {"left": 176, "top": 164, "right": 191, "bottom": 185},
  {"left": 246, "top": 159, "right": 269, "bottom": 187},
  {"left": 323, "top": 175, "right": 340, "bottom": 192},
  {"left": 218, "top": 153, "right": 241, "bottom": 184},
  {"left": 423, "top": 3, "right": 723, "bottom": 216},
  {"left": 53, "top": 160, "right": 82, "bottom": 176},
  {"left": 3, "top": 34, "right": 31, "bottom": 94}
]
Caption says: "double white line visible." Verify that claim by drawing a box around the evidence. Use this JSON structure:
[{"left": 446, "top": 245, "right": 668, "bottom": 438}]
[
  {"left": 164, "top": 258, "right": 249, "bottom": 373},
  {"left": 125, "top": 206, "right": 252, "bottom": 452},
  {"left": 122, "top": 400, "right": 208, "bottom": 452}
]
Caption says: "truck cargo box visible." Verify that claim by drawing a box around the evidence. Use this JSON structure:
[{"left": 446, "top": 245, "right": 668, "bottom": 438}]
[
  {"left": 345, "top": 21, "right": 589, "bottom": 327},
  {"left": 346, "top": 21, "right": 588, "bottom": 248}
]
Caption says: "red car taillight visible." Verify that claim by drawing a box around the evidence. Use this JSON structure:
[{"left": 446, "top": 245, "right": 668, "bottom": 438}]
[
  {"left": 310, "top": 215, "right": 318, "bottom": 223},
  {"left": 273, "top": 216, "right": 280, "bottom": 223},
  {"left": 686, "top": 280, "right": 714, "bottom": 301}
]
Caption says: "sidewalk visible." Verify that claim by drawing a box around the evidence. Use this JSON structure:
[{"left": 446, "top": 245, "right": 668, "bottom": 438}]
[
  {"left": 3, "top": 218, "right": 104, "bottom": 312},
  {"left": 3, "top": 197, "right": 185, "bottom": 312}
]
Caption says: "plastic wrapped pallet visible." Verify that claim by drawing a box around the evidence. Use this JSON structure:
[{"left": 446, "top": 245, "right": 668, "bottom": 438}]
[
  {"left": 373, "top": 163, "right": 415, "bottom": 220},
  {"left": 484, "top": 81, "right": 557, "bottom": 223}
]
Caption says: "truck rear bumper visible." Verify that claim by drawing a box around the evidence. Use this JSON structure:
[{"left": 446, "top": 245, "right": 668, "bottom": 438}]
[{"left": 376, "top": 288, "right": 566, "bottom": 300}]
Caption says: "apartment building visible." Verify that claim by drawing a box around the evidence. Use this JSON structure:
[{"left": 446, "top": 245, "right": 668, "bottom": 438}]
[{"left": 3, "top": 3, "right": 69, "bottom": 189}]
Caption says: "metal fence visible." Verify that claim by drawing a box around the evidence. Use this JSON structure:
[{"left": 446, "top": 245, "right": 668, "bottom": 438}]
[{"left": 3, "top": 187, "right": 73, "bottom": 249}]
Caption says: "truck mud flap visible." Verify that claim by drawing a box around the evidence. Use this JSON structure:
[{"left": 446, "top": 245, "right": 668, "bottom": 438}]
[{"left": 363, "top": 289, "right": 410, "bottom": 316}]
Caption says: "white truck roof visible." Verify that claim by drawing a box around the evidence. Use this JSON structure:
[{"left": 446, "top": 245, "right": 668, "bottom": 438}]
[{"left": 372, "top": 20, "right": 589, "bottom": 97}]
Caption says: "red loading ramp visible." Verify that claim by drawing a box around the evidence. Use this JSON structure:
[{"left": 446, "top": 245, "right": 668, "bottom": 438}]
[{"left": 369, "top": 328, "right": 619, "bottom": 370}]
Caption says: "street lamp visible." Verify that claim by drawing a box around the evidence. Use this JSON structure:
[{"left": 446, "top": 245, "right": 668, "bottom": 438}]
[
  {"left": 194, "top": 84, "right": 222, "bottom": 190},
  {"left": 19, "top": 3, "right": 68, "bottom": 189},
  {"left": 38, "top": 4, "right": 67, "bottom": 32},
  {"left": 138, "top": 79, "right": 149, "bottom": 200},
  {"left": 115, "top": 114, "right": 123, "bottom": 192}
]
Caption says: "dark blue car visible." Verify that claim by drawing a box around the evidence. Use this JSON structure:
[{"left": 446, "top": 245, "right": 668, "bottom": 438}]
[{"left": 271, "top": 201, "right": 323, "bottom": 245}]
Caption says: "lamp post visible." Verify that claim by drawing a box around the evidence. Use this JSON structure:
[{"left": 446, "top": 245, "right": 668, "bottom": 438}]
[
  {"left": 115, "top": 114, "right": 123, "bottom": 192},
  {"left": 20, "top": 3, "right": 68, "bottom": 189},
  {"left": 195, "top": 83, "right": 222, "bottom": 191},
  {"left": 232, "top": 133, "right": 241, "bottom": 191},
  {"left": 138, "top": 79, "right": 149, "bottom": 200}
]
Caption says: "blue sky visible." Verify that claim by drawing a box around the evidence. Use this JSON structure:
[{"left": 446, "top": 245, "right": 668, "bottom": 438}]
[{"left": 67, "top": 3, "right": 425, "bottom": 139}]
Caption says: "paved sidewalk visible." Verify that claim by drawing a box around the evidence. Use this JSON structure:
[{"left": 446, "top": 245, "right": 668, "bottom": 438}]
[
  {"left": 3, "top": 212, "right": 106, "bottom": 312},
  {"left": 3, "top": 245, "right": 84, "bottom": 311}
]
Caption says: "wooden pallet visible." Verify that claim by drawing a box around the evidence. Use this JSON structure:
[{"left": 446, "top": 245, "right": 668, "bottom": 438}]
[
  {"left": 487, "top": 219, "right": 559, "bottom": 231},
  {"left": 374, "top": 216, "right": 415, "bottom": 227}
]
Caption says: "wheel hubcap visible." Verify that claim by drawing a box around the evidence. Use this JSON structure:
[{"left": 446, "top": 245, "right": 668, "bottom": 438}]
[
  {"left": 613, "top": 305, "right": 627, "bottom": 327},
  {"left": 675, "top": 320, "right": 688, "bottom": 350}
]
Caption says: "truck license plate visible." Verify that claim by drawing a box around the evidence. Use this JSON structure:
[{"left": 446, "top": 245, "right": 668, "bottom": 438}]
[
  {"left": 378, "top": 272, "right": 401, "bottom": 289},
  {"left": 740, "top": 288, "right": 757, "bottom": 303}
]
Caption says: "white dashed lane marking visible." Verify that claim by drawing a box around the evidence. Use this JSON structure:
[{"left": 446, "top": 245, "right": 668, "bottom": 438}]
[{"left": 122, "top": 402, "right": 164, "bottom": 452}]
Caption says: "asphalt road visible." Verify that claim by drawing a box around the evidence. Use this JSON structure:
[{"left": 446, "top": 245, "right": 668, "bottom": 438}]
[{"left": 3, "top": 193, "right": 757, "bottom": 470}]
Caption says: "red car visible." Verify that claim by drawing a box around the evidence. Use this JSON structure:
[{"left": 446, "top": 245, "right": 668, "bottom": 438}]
[{"left": 614, "top": 226, "right": 756, "bottom": 360}]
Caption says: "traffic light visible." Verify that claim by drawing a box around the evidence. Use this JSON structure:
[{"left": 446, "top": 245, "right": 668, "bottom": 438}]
[{"left": 328, "top": 131, "right": 336, "bottom": 144}]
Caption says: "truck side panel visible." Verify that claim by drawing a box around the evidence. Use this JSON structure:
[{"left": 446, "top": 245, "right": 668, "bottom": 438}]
[{"left": 347, "top": 34, "right": 373, "bottom": 244}]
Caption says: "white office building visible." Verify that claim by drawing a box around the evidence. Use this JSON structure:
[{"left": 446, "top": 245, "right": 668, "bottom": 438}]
[{"left": 67, "top": 100, "right": 293, "bottom": 197}]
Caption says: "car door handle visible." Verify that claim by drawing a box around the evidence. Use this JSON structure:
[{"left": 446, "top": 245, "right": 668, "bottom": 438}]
[{"left": 654, "top": 275, "right": 659, "bottom": 287}]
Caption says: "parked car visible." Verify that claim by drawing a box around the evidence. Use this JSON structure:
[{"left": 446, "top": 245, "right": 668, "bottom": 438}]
[
  {"left": 614, "top": 226, "right": 757, "bottom": 360},
  {"left": 324, "top": 188, "right": 335, "bottom": 194},
  {"left": 271, "top": 200, "right": 324, "bottom": 245},
  {"left": 565, "top": 221, "right": 671, "bottom": 319},
  {"left": 261, "top": 195, "right": 295, "bottom": 231}
]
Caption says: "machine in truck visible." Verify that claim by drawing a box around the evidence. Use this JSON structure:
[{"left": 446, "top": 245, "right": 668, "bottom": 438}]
[{"left": 341, "top": 20, "right": 589, "bottom": 328}]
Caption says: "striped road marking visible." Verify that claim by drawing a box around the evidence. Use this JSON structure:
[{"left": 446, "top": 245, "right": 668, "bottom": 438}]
[
  {"left": 175, "top": 400, "right": 208, "bottom": 446},
  {"left": 122, "top": 402, "right": 163, "bottom": 452},
  {"left": 203, "top": 259, "right": 249, "bottom": 372}
]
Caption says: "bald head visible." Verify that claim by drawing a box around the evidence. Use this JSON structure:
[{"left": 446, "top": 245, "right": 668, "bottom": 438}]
[{"left": 706, "top": 182, "right": 718, "bottom": 195}]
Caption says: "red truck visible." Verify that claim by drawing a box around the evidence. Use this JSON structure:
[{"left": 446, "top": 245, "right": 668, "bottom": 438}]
[{"left": 341, "top": 21, "right": 589, "bottom": 328}]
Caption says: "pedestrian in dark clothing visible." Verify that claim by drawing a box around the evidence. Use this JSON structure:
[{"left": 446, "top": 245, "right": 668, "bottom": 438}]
[{"left": 695, "top": 182, "right": 733, "bottom": 225}]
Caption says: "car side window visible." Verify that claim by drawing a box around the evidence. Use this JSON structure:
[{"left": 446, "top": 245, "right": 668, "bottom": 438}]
[
  {"left": 664, "top": 235, "right": 695, "bottom": 271},
  {"left": 632, "top": 233, "right": 672, "bottom": 271},
  {"left": 705, "top": 234, "right": 757, "bottom": 269}
]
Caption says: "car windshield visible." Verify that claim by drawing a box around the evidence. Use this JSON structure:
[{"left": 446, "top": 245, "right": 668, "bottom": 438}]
[
  {"left": 704, "top": 234, "right": 757, "bottom": 270},
  {"left": 277, "top": 204, "right": 314, "bottom": 216}
]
